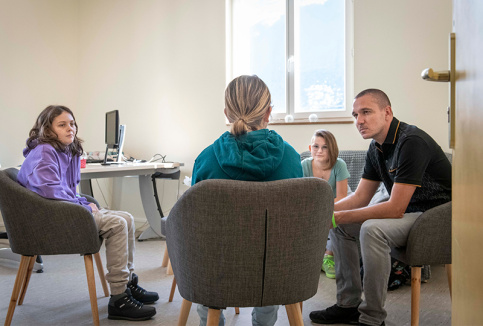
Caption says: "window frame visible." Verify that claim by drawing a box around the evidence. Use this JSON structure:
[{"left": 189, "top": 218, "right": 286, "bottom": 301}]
[{"left": 226, "top": 0, "right": 354, "bottom": 124}]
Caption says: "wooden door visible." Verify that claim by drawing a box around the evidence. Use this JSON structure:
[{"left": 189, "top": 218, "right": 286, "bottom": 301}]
[{"left": 452, "top": 0, "right": 483, "bottom": 324}]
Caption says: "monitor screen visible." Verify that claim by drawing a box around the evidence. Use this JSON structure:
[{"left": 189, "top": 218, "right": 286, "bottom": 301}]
[{"left": 105, "top": 110, "right": 119, "bottom": 146}]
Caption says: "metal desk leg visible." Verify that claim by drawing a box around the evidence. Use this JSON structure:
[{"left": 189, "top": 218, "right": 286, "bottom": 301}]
[
  {"left": 80, "top": 179, "right": 94, "bottom": 197},
  {"left": 80, "top": 174, "right": 163, "bottom": 240},
  {"left": 137, "top": 175, "right": 163, "bottom": 240}
]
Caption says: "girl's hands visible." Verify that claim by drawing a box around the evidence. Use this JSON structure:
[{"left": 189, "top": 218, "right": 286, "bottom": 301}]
[{"left": 89, "top": 203, "right": 99, "bottom": 213}]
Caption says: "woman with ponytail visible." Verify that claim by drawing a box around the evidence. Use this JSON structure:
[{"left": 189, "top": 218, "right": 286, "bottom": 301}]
[
  {"left": 192, "top": 75, "right": 302, "bottom": 184},
  {"left": 191, "top": 75, "right": 303, "bottom": 325}
]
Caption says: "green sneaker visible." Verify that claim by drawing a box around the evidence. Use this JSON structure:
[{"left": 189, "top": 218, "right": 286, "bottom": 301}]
[{"left": 322, "top": 254, "right": 336, "bottom": 279}]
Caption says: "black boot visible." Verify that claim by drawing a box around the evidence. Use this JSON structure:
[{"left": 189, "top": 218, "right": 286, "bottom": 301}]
[
  {"left": 108, "top": 288, "right": 156, "bottom": 321},
  {"left": 128, "top": 273, "right": 159, "bottom": 304},
  {"left": 309, "top": 303, "right": 360, "bottom": 324}
]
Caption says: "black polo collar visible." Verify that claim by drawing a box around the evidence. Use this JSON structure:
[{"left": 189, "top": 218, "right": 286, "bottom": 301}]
[{"left": 375, "top": 117, "right": 400, "bottom": 151}]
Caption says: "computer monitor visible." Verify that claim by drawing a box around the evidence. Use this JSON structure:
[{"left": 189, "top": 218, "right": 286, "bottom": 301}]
[
  {"left": 105, "top": 110, "right": 119, "bottom": 147},
  {"left": 103, "top": 110, "right": 126, "bottom": 165}
]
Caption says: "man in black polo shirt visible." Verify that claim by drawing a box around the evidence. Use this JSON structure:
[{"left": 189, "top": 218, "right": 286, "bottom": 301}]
[{"left": 309, "top": 89, "right": 451, "bottom": 326}]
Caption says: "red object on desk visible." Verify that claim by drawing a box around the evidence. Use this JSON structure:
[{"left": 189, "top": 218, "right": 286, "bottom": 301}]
[{"left": 80, "top": 158, "right": 86, "bottom": 168}]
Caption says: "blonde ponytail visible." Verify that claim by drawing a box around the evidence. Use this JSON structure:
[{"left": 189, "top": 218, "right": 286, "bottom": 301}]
[{"left": 225, "top": 75, "right": 271, "bottom": 137}]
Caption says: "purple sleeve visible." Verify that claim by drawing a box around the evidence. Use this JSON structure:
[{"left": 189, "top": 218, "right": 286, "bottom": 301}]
[{"left": 22, "top": 148, "right": 93, "bottom": 213}]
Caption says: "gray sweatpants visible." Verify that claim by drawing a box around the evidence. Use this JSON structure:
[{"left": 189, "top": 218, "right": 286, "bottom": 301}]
[
  {"left": 332, "top": 212, "right": 422, "bottom": 325},
  {"left": 93, "top": 208, "right": 135, "bottom": 295}
]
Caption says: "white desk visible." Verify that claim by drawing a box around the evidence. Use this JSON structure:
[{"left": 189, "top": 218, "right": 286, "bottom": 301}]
[{"left": 80, "top": 162, "right": 182, "bottom": 240}]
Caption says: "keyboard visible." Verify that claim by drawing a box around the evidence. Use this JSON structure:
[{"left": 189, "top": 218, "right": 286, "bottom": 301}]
[{"left": 86, "top": 159, "right": 113, "bottom": 163}]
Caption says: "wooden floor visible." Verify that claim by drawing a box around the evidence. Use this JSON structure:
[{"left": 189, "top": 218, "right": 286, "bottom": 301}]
[{"left": 0, "top": 237, "right": 451, "bottom": 325}]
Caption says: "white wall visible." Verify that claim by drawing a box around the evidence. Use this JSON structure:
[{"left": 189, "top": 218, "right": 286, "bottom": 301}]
[
  {"left": 0, "top": 0, "right": 452, "bottom": 224},
  {"left": 76, "top": 0, "right": 227, "bottom": 219},
  {"left": 77, "top": 0, "right": 226, "bottom": 169},
  {"left": 0, "top": 0, "right": 79, "bottom": 168}
]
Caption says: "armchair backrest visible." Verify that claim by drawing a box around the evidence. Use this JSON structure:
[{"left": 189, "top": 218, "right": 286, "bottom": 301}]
[
  {"left": 166, "top": 178, "right": 334, "bottom": 308},
  {"left": 300, "top": 150, "right": 366, "bottom": 192},
  {"left": 0, "top": 168, "right": 101, "bottom": 256}
]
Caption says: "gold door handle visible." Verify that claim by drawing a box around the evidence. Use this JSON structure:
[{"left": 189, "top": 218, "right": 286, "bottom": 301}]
[
  {"left": 421, "top": 33, "right": 455, "bottom": 149},
  {"left": 421, "top": 68, "right": 450, "bottom": 82}
]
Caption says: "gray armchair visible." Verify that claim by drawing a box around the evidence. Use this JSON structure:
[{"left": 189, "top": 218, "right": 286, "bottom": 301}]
[
  {"left": 390, "top": 201, "right": 452, "bottom": 326},
  {"left": 0, "top": 189, "right": 101, "bottom": 273},
  {"left": 166, "top": 178, "right": 334, "bottom": 325},
  {"left": 0, "top": 168, "right": 109, "bottom": 326}
]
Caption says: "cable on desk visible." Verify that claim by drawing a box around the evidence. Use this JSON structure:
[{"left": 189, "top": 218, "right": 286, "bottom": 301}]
[
  {"left": 152, "top": 175, "right": 165, "bottom": 218},
  {"left": 156, "top": 177, "right": 182, "bottom": 217},
  {"left": 147, "top": 154, "right": 167, "bottom": 163}
]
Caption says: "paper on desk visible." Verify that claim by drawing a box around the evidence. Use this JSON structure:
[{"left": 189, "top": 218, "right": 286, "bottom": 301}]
[{"left": 183, "top": 176, "right": 192, "bottom": 187}]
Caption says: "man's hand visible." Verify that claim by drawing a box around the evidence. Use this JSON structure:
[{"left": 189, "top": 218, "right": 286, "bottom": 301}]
[
  {"left": 88, "top": 203, "right": 99, "bottom": 213},
  {"left": 333, "top": 211, "right": 341, "bottom": 227},
  {"left": 333, "top": 211, "right": 350, "bottom": 226},
  {"left": 333, "top": 183, "right": 417, "bottom": 225}
]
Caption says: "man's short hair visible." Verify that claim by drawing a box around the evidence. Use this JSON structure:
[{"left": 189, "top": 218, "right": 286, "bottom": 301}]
[{"left": 355, "top": 89, "right": 391, "bottom": 109}]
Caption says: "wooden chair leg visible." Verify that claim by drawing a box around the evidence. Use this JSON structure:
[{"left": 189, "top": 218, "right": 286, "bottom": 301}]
[
  {"left": 162, "top": 246, "right": 169, "bottom": 267},
  {"left": 411, "top": 266, "right": 422, "bottom": 326},
  {"left": 235, "top": 307, "right": 240, "bottom": 314},
  {"left": 93, "top": 252, "right": 109, "bottom": 297},
  {"left": 177, "top": 298, "right": 192, "bottom": 326},
  {"left": 446, "top": 264, "right": 452, "bottom": 299},
  {"left": 169, "top": 277, "right": 177, "bottom": 302},
  {"left": 167, "top": 258, "right": 173, "bottom": 275},
  {"left": 84, "top": 254, "right": 100, "bottom": 326},
  {"left": 5, "top": 255, "right": 31, "bottom": 326},
  {"left": 207, "top": 308, "right": 222, "bottom": 326},
  {"left": 285, "top": 303, "right": 304, "bottom": 326},
  {"left": 18, "top": 256, "right": 36, "bottom": 305}
]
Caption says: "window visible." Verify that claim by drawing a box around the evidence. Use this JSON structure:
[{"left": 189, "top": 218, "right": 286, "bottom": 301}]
[{"left": 227, "top": 0, "right": 354, "bottom": 123}]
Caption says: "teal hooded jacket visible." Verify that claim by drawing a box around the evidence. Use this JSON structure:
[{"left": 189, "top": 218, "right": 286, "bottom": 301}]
[{"left": 192, "top": 129, "right": 303, "bottom": 184}]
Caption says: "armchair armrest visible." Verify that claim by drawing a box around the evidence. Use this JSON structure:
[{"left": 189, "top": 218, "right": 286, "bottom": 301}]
[
  {"left": 404, "top": 201, "right": 452, "bottom": 265},
  {"left": 4, "top": 186, "right": 101, "bottom": 256},
  {"left": 0, "top": 168, "right": 102, "bottom": 256}
]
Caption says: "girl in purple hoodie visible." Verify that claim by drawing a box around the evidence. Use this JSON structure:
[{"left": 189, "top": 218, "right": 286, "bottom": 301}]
[{"left": 17, "top": 105, "right": 157, "bottom": 321}]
